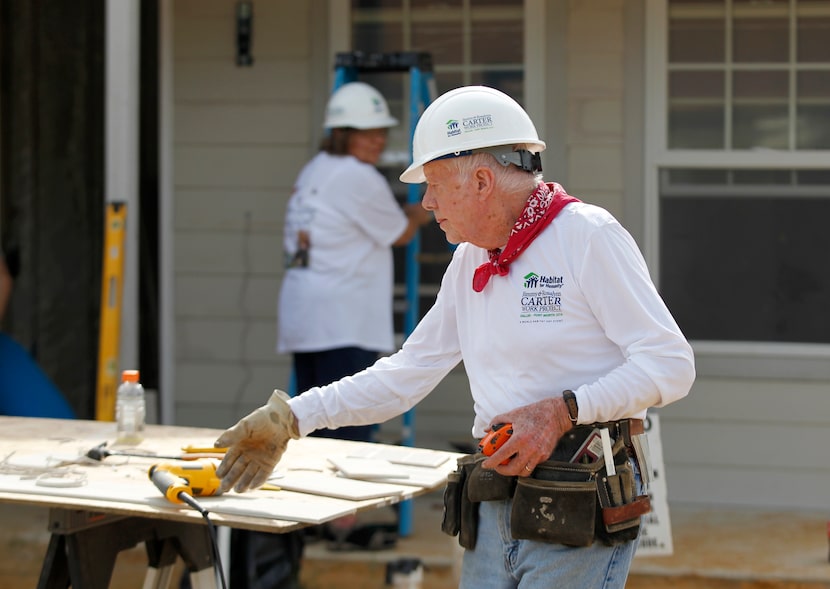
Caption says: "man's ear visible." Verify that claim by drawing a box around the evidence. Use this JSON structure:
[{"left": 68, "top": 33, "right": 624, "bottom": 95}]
[{"left": 473, "top": 166, "right": 495, "bottom": 198}]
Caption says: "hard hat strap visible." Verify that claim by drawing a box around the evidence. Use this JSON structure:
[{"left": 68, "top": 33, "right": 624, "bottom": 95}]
[
  {"left": 489, "top": 148, "right": 542, "bottom": 174},
  {"left": 434, "top": 147, "right": 542, "bottom": 174}
]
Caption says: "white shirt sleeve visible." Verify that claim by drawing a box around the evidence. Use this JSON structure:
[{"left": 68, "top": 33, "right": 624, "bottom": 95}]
[{"left": 570, "top": 221, "right": 695, "bottom": 424}]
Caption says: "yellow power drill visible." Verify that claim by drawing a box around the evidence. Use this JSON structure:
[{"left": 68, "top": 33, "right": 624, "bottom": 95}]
[{"left": 148, "top": 460, "right": 222, "bottom": 513}]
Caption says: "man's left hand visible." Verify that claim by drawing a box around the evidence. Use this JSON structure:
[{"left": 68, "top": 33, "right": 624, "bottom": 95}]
[{"left": 481, "top": 396, "right": 572, "bottom": 476}]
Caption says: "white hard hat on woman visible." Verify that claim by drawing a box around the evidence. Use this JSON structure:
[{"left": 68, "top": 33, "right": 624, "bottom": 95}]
[
  {"left": 400, "top": 85, "right": 546, "bottom": 184},
  {"left": 324, "top": 81, "right": 398, "bottom": 130}
]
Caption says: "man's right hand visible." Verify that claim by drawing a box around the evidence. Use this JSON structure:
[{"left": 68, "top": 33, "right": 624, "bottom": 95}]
[{"left": 214, "top": 389, "right": 300, "bottom": 493}]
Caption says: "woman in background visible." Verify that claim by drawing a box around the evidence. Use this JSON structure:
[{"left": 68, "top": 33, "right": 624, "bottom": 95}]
[{"left": 277, "top": 81, "right": 432, "bottom": 441}]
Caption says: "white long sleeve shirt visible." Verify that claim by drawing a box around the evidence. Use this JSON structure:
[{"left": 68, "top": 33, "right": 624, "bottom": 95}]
[{"left": 289, "top": 201, "right": 695, "bottom": 438}]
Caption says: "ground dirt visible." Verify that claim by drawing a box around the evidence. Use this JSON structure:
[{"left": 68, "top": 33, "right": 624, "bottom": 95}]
[{"left": 4, "top": 501, "right": 830, "bottom": 588}]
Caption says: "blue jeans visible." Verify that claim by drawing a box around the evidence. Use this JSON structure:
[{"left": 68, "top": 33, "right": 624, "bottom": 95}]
[{"left": 459, "top": 494, "right": 639, "bottom": 589}]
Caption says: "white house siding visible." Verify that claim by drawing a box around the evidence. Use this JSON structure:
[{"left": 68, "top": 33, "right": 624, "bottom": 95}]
[
  {"left": 564, "top": 0, "right": 626, "bottom": 218},
  {"left": 172, "top": 0, "right": 316, "bottom": 427},
  {"left": 658, "top": 373, "right": 830, "bottom": 511}
]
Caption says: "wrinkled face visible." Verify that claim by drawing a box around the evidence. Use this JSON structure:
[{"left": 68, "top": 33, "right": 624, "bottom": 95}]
[
  {"left": 422, "top": 160, "right": 483, "bottom": 245},
  {"left": 347, "top": 128, "right": 388, "bottom": 164}
]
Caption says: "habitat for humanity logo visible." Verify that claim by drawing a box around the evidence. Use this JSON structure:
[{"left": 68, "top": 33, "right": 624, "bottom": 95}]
[
  {"left": 524, "top": 272, "right": 540, "bottom": 288},
  {"left": 524, "top": 272, "right": 563, "bottom": 289},
  {"left": 446, "top": 119, "right": 461, "bottom": 137}
]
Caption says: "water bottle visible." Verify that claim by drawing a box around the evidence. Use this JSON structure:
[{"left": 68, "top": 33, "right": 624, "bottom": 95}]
[{"left": 116, "top": 369, "right": 145, "bottom": 445}]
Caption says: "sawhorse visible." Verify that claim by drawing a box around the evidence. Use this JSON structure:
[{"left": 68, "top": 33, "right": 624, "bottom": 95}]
[{"left": 36, "top": 509, "right": 217, "bottom": 589}]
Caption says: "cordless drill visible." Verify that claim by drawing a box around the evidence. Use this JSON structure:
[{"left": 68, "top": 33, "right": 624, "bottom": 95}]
[{"left": 148, "top": 460, "right": 222, "bottom": 514}]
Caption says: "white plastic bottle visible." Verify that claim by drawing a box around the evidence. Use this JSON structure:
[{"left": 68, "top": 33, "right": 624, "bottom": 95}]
[{"left": 115, "top": 369, "right": 145, "bottom": 445}]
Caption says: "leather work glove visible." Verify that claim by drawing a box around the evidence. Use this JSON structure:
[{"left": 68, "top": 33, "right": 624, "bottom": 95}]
[{"left": 214, "top": 389, "right": 300, "bottom": 493}]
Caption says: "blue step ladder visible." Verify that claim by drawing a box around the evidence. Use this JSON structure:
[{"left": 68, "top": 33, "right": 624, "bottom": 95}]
[{"left": 332, "top": 51, "right": 437, "bottom": 537}]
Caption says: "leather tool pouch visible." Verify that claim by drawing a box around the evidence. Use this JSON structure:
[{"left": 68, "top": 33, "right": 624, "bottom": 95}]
[
  {"left": 511, "top": 437, "right": 651, "bottom": 547},
  {"left": 595, "top": 459, "right": 651, "bottom": 544},
  {"left": 441, "top": 454, "right": 481, "bottom": 549},
  {"left": 511, "top": 458, "right": 600, "bottom": 547},
  {"left": 441, "top": 469, "right": 464, "bottom": 538},
  {"left": 466, "top": 455, "right": 516, "bottom": 502}
]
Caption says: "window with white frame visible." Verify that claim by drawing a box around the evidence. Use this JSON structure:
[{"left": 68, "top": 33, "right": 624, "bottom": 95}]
[
  {"left": 666, "top": 0, "right": 830, "bottom": 150},
  {"left": 656, "top": 0, "right": 830, "bottom": 344}
]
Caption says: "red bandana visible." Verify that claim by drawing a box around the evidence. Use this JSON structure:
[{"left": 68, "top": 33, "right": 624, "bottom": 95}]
[{"left": 472, "top": 182, "right": 580, "bottom": 292}]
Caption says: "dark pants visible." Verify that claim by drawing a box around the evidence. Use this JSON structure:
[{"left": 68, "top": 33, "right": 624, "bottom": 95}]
[
  {"left": 228, "top": 528, "right": 304, "bottom": 589},
  {"left": 293, "top": 346, "right": 380, "bottom": 442}
]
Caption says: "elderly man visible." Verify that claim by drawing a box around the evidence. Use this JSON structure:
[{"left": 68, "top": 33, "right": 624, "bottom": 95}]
[{"left": 215, "top": 86, "right": 695, "bottom": 589}]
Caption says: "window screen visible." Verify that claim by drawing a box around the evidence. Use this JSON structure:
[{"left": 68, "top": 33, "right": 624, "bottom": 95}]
[{"left": 659, "top": 169, "right": 830, "bottom": 343}]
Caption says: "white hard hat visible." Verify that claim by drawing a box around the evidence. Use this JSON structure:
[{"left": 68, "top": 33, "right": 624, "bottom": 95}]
[
  {"left": 324, "top": 81, "right": 399, "bottom": 130},
  {"left": 400, "top": 86, "right": 546, "bottom": 184}
]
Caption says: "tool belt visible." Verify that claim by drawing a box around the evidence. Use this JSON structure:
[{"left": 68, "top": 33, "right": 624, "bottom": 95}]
[{"left": 441, "top": 419, "right": 651, "bottom": 550}]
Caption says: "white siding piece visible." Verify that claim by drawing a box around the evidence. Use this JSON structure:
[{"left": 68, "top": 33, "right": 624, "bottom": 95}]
[
  {"left": 176, "top": 103, "right": 309, "bottom": 145},
  {"left": 170, "top": 0, "right": 318, "bottom": 428},
  {"left": 174, "top": 188, "right": 284, "bottom": 232},
  {"left": 567, "top": 51, "right": 624, "bottom": 97},
  {"left": 176, "top": 404, "right": 256, "bottom": 429},
  {"left": 175, "top": 9, "right": 310, "bottom": 60},
  {"left": 656, "top": 373, "right": 830, "bottom": 509},
  {"left": 666, "top": 464, "right": 830, "bottom": 510},
  {"left": 660, "top": 377, "right": 830, "bottom": 425},
  {"left": 175, "top": 17, "right": 234, "bottom": 60},
  {"left": 176, "top": 317, "right": 277, "bottom": 363},
  {"left": 176, "top": 274, "right": 278, "bottom": 319},
  {"left": 563, "top": 1, "right": 625, "bottom": 217},
  {"left": 665, "top": 421, "right": 830, "bottom": 471},
  {"left": 174, "top": 232, "right": 279, "bottom": 275},
  {"left": 568, "top": 144, "right": 623, "bottom": 192},
  {"left": 174, "top": 60, "right": 311, "bottom": 103},
  {"left": 176, "top": 361, "right": 290, "bottom": 407},
  {"left": 567, "top": 4, "right": 624, "bottom": 49},
  {"left": 175, "top": 145, "right": 307, "bottom": 188},
  {"left": 567, "top": 0, "right": 624, "bottom": 98},
  {"left": 573, "top": 99, "right": 623, "bottom": 138}
]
